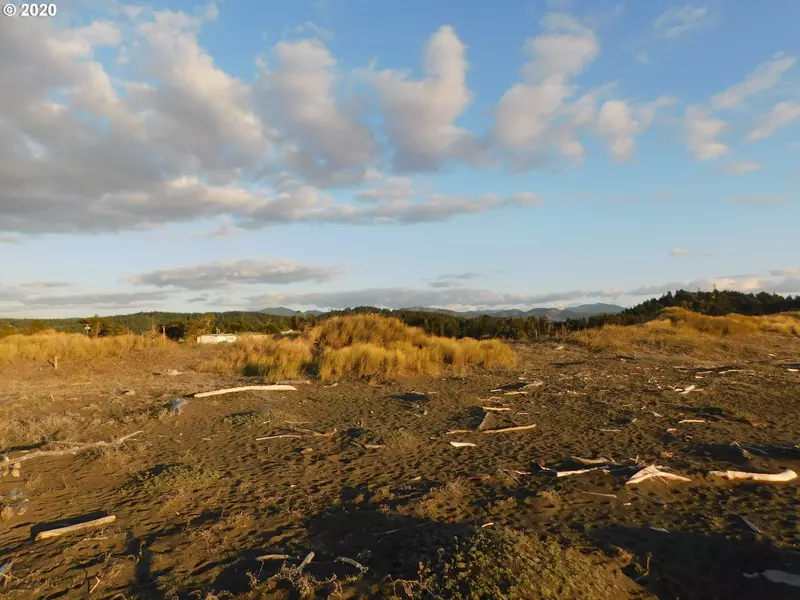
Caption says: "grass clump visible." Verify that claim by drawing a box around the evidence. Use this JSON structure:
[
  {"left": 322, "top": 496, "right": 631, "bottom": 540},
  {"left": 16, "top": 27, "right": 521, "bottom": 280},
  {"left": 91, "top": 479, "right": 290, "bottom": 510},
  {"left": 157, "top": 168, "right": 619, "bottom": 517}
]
[
  {"left": 134, "top": 463, "right": 219, "bottom": 493},
  {"left": 198, "top": 336, "right": 314, "bottom": 379},
  {"left": 222, "top": 410, "right": 266, "bottom": 427},
  {"left": 0, "top": 331, "right": 171, "bottom": 361},
  {"left": 417, "top": 527, "right": 639, "bottom": 600}
]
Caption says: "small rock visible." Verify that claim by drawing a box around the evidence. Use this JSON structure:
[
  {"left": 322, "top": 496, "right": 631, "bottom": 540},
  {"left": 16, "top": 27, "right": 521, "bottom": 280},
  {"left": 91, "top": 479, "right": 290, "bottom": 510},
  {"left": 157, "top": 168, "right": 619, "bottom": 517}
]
[
  {"left": 123, "top": 390, "right": 136, "bottom": 396},
  {"left": 300, "top": 447, "right": 314, "bottom": 455}
]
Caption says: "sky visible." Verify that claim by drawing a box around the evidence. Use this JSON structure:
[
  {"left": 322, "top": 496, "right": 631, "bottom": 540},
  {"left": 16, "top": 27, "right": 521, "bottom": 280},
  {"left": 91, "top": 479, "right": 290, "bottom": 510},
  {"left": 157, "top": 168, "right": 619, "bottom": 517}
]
[{"left": 1, "top": 0, "right": 799, "bottom": 317}]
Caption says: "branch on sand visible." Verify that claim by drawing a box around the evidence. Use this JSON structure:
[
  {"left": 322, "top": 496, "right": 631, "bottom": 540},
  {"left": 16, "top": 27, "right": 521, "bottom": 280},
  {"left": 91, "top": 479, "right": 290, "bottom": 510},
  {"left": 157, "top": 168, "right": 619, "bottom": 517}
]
[
  {"left": 710, "top": 469, "right": 797, "bottom": 483},
  {"left": 35, "top": 515, "right": 116, "bottom": 541},
  {"left": 481, "top": 424, "right": 537, "bottom": 435},
  {"left": 193, "top": 385, "right": 297, "bottom": 398},
  {"left": 2, "top": 431, "right": 143, "bottom": 464}
]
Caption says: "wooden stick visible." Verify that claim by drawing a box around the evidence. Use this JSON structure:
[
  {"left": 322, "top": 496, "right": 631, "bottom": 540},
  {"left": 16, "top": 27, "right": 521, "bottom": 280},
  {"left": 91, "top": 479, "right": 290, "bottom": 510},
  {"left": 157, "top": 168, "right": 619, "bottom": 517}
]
[
  {"left": 256, "top": 554, "right": 297, "bottom": 561},
  {"left": 364, "top": 444, "right": 386, "bottom": 449},
  {"left": 571, "top": 456, "right": 611, "bottom": 465},
  {"left": 678, "top": 419, "right": 706, "bottom": 424},
  {"left": 481, "top": 406, "right": 511, "bottom": 412},
  {"left": 627, "top": 465, "right": 691, "bottom": 485},
  {"left": 554, "top": 466, "right": 606, "bottom": 478},
  {"left": 582, "top": 491, "right": 617, "bottom": 499},
  {"left": 35, "top": 515, "right": 116, "bottom": 541},
  {"left": 335, "top": 556, "right": 367, "bottom": 572},
  {"left": 477, "top": 413, "right": 492, "bottom": 431},
  {"left": 445, "top": 429, "right": 472, "bottom": 435},
  {"left": 481, "top": 424, "right": 537, "bottom": 435},
  {"left": 298, "top": 552, "right": 315, "bottom": 571},
  {"left": 256, "top": 434, "right": 303, "bottom": 441},
  {"left": 709, "top": 469, "right": 797, "bottom": 483},
  {"left": 450, "top": 441, "right": 476, "bottom": 448},
  {"left": 4, "top": 431, "right": 143, "bottom": 464},
  {"left": 194, "top": 385, "right": 297, "bottom": 398}
]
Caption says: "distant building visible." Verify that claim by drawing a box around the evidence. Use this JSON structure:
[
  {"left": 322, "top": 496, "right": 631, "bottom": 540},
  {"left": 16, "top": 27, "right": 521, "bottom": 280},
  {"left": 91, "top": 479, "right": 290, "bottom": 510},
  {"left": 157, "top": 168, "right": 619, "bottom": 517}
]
[{"left": 196, "top": 333, "right": 238, "bottom": 344}]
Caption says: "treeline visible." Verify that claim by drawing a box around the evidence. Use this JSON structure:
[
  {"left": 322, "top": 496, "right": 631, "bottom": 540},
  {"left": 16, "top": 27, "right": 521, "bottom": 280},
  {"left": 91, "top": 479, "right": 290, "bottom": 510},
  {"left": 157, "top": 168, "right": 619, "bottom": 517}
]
[
  {"left": 564, "top": 289, "right": 800, "bottom": 330},
  {"left": 3, "top": 289, "right": 799, "bottom": 341}
]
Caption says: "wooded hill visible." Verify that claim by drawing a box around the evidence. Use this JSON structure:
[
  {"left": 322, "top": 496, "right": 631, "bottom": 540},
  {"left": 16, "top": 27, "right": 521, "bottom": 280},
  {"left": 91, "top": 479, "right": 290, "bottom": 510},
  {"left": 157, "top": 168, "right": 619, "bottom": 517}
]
[{"left": 2, "top": 289, "right": 799, "bottom": 341}]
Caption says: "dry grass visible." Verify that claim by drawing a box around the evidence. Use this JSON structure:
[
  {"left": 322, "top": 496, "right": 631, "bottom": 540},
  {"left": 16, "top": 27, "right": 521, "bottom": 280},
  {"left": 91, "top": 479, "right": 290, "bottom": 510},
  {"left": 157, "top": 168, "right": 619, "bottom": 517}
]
[
  {"left": 574, "top": 308, "right": 800, "bottom": 354},
  {"left": 199, "top": 336, "right": 314, "bottom": 379},
  {"left": 201, "top": 314, "right": 516, "bottom": 381},
  {"left": 0, "top": 330, "right": 171, "bottom": 361}
]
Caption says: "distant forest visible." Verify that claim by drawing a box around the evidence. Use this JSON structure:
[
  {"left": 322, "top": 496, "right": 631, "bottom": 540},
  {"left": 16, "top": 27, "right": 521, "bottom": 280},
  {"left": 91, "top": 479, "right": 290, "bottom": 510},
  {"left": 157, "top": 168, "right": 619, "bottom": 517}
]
[{"left": 2, "top": 289, "right": 799, "bottom": 341}]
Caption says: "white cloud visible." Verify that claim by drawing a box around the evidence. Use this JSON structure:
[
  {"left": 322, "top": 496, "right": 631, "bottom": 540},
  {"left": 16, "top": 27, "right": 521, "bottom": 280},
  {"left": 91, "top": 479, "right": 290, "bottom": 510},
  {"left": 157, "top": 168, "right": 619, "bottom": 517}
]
[
  {"left": 772, "top": 268, "right": 800, "bottom": 277},
  {"left": 248, "top": 286, "right": 623, "bottom": 310},
  {"left": 20, "top": 281, "right": 73, "bottom": 288},
  {"left": 596, "top": 96, "right": 673, "bottom": 161},
  {"left": 684, "top": 106, "right": 728, "bottom": 160},
  {"left": 670, "top": 248, "right": 690, "bottom": 256},
  {"left": 22, "top": 291, "right": 172, "bottom": 308},
  {"left": 654, "top": 5, "right": 710, "bottom": 39},
  {"left": 493, "top": 13, "right": 599, "bottom": 165},
  {"left": 748, "top": 101, "right": 800, "bottom": 140},
  {"left": 258, "top": 37, "right": 377, "bottom": 185},
  {"left": 354, "top": 176, "right": 416, "bottom": 203},
  {"left": 722, "top": 161, "right": 762, "bottom": 175},
  {"left": 710, "top": 53, "right": 796, "bottom": 111},
  {"left": 364, "top": 25, "right": 482, "bottom": 171},
  {"left": 129, "top": 258, "right": 341, "bottom": 290}
]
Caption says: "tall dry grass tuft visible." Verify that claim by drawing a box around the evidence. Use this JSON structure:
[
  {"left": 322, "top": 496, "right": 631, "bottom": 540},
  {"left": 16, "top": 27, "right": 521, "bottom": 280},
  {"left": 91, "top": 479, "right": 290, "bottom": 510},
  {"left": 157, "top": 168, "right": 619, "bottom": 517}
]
[
  {"left": 198, "top": 337, "right": 314, "bottom": 379},
  {"left": 200, "top": 314, "right": 516, "bottom": 381},
  {"left": 574, "top": 308, "right": 800, "bottom": 354},
  {"left": 0, "top": 330, "right": 172, "bottom": 361}
]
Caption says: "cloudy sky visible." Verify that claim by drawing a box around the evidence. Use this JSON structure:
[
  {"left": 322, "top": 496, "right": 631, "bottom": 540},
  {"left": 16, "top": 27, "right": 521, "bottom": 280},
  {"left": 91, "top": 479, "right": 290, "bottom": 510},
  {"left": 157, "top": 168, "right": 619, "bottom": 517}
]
[{"left": 1, "top": 0, "right": 799, "bottom": 317}]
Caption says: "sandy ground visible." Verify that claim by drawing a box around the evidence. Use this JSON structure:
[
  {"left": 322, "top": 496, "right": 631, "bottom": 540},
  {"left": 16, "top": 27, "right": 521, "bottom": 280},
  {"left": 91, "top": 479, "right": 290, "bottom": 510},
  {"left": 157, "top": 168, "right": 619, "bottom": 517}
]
[{"left": 1, "top": 337, "right": 799, "bottom": 599}]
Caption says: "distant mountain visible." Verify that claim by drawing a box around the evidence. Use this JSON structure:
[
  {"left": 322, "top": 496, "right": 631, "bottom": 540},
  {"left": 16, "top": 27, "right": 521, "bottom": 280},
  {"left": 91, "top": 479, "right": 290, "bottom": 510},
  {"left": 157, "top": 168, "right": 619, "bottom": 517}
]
[{"left": 260, "top": 307, "right": 324, "bottom": 317}]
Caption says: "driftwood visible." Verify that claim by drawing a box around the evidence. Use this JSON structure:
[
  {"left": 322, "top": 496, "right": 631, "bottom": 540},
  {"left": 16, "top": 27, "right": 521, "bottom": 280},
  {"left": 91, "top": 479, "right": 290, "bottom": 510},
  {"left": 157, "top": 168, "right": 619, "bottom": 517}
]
[
  {"left": 364, "top": 444, "right": 386, "bottom": 449},
  {"left": 709, "top": 469, "right": 797, "bottom": 483},
  {"left": 583, "top": 491, "right": 617, "bottom": 499},
  {"left": 678, "top": 419, "right": 707, "bottom": 424},
  {"left": 762, "top": 570, "right": 800, "bottom": 587},
  {"left": 482, "top": 424, "right": 537, "bottom": 435},
  {"left": 553, "top": 466, "right": 607, "bottom": 478},
  {"left": 336, "top": 556, "right": 368, "bottom": 572},
  {"left": 445, "top": 429, "right": 472, "bottom": 435},
  {"left": 256, "top": 554, "right": 296, "bottom": 561},
  {"left": 477, "top": 413, "right": 492, "bottom": 431},
  {"left": 740, "top": 516, "right": 762, "bottom": 533},
  {"left": 627, "top": 465, "right": 691, "bottom": 485},
  {"left": 572, "top": 456, "right": 611, "bottom": 465},
  {"left": 449, "top": 441, "right": 476, "bottom": 448},
  {"left": 3, "top": 431, "right": 143, "bottom": 464},
  {"left": 256, "top": 434, "right": 303, "bottom": 441},
  {"left": 481, "top": 406, "right": 511, "bottom": 412},
  {"left": 35, "top": 515, "right": 116, "bottom": 541},
  {"left": 298, "top": 552, "right": 315, "bottom": 571},
  {"left": 0, "top": 560, "right": 12, "bottom": 581},
  {"left": 194, "top": 385, "right": 297, "bottom": 398}
]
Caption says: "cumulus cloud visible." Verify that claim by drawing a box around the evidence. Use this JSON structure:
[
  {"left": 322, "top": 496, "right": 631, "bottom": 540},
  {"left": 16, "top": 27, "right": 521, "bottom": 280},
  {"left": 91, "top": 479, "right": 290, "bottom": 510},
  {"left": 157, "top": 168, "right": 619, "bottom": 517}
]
[
  {"left": 258, "top": 37, "right": 377, "bottom": 186},
  {"left": 722, "top": 161, "right": 762, "bottom": 175},
  {"left": 771, "top": 268, "right": 800, "bottom": 277},
  {"left": 748, "top": 101, "right": 800, "bottom": 140},
  {"left": 248, "top": 286, "right": 623, "bottom": 310},
  {"left": 684, "top": 106, "right": 728, "bottom": 160},
  {"left": 596, "top": 96, "right": 674, "bottom": 161},
  {"left": 628, "top": 271, "right": 800, "bottom": 297},
  {"left": 364, "top": 26, "right": 483, "bottom": 171},
  {"left": 129, "top": 258, "right": 341, "bottom": 290},
  {"left": 710, "top": 53, "right": 796, "bottom": 111},
  {"left": 654, "top": 5, "right": 710, "bottom": 39},
  {"left": 492, "top": 13, "right": 599, "bottom": 165}
]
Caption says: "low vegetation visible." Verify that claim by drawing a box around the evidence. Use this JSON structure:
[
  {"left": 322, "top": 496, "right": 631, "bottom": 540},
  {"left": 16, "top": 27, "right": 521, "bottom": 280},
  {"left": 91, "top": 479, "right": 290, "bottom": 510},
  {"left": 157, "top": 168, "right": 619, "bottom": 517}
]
[
  {"left": 416, "top": 527, "right": 638, "bottom": 600},
  {"left": 0, "top": 330, "right": 170, "bottom": 361},
  {"left": 574, "top": 307, "right": 800, "bottom": 354}
]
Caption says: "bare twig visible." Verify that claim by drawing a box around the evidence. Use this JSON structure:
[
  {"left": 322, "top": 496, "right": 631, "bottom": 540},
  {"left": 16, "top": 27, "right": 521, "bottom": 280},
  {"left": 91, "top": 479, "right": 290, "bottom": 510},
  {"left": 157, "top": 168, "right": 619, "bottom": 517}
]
[
  {"left": 481, "top": 406, "right": 511, "bottom": 412},
  {"left": 710, "top": 469, "right": 797, "bottom": 483},
  {"left": 256, "top": 434, "right": 303, "bottom": 441},
  {"left": 35, "top": 515, "right": 116, "bottom": 541},
  {"left": 4, "top": 431, "right": 142, "bottom": 464},
  {"left": 482, "top": 424, "right": 537, "bottom": 435},
  {"left": 627, "top": 465, "right": 691, "bottom": 485},
  {"left": 298, "top": 552, "right": 315, "bottom": 572},
  {"left": 194, "top": 385, "right": 297, "bottom": 398},
  {"left": 335, "top": 556, "right": 368, "bottom": 572},
  {"left": 477, "top": 413, "right": 492, "bottom": 431},
  {"left": 450, "top": 441, "right": 476, "bottom": 448},
  {"left": 256, "top": 554, "right": 297, "bottom": 561}
]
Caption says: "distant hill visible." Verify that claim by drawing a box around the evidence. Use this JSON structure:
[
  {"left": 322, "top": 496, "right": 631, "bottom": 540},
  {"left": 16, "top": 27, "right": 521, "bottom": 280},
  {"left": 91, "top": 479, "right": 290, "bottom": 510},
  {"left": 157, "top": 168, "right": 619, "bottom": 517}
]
[
  {"left": 260, "top": 307, "right": 324, "bottom": 317},
  {"left": 397, "top": 303, "right": 625, "bottom": 321}
]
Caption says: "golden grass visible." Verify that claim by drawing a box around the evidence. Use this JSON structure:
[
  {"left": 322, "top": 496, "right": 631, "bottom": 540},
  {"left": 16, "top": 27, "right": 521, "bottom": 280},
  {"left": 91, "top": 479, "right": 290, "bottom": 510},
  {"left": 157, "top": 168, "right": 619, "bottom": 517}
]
[
  {"left": 574, "top": 308, "right": 800, "bottom": 354},
  {"left": 0, "top": 330, "right": 171, "bottom": 361},
  {"left": 202, "top": 314, "right": 516, "bottom": 381},
  {"left": 198, "top": 337, "right": 314, "bottom": 379}
]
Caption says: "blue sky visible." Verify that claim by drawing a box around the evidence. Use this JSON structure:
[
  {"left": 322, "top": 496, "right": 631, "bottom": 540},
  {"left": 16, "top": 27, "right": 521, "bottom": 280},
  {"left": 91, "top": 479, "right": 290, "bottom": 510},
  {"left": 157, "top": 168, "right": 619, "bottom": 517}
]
[{"left": 1, "top": 0, "right": 798, "bottom": 317}]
